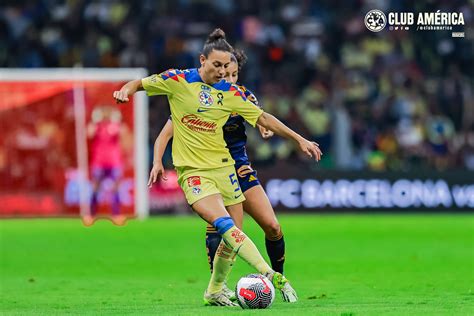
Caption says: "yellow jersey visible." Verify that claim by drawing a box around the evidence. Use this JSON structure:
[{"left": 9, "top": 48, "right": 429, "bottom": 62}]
[{"left": 142, "top": 68, "right": 263, "bottom": 169}]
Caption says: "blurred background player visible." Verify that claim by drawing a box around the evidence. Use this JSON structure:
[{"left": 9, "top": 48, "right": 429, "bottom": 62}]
[
  {"left": 114, "top": 29, "right": 321, "bottom": 306},
  {"left": 149, "top": 49, "right": 286, "bottom": 301},
  {"left": 83, "top": 105, "right": 130, "bottom": 226}
]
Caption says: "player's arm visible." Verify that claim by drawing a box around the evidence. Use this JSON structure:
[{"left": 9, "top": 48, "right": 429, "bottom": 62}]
[
  {"left": 232, "top": 86, "right": 322, "bottom": 161},
  {"left": 114, "top": 71, "right": 175, "bottom": 103},
  {"left": 113, "top": 79, "right": 143, "bottom": 103},
  {"left": 148, "top": 119, "right": 173, "bottom": 187},
  {"left": 242, "top": 88, "right": 273, "bottom": 139},
  {"left": 257, "top": 112, "right": 322, "bottom": 161}
]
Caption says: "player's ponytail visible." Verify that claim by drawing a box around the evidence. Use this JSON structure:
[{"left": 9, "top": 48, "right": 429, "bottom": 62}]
[{"left": 202, "top": 28, "right": 233, "bottom": 57}]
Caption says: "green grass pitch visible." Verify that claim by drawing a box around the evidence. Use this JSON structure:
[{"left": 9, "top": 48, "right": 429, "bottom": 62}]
[{"left": 1, "top": 214, "right": 473, "bottom": 315}]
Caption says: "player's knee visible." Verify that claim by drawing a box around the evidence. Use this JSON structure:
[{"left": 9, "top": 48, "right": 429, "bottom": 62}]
[
  {"left": 265, "top": 222, "right": 282, "bottom": 239},
  {"left": 212, "top": 216, "right": 235, "bottom": 235}
]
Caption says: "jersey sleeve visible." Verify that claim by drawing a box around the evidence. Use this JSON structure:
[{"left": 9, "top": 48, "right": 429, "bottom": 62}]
[
  {"left": 243, "top": 88, "right": 262, "bottom": 109},
  {"left": 141, "top": 70, "right": 175, "bottom": 96},
  {"left": 229, "top": 87, "right": 264, "bottom": 127}
]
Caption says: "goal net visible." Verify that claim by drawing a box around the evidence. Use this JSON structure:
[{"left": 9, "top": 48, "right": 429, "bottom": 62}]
[{"left": 0, "top": 68, "right": 149, "bottom": 218}]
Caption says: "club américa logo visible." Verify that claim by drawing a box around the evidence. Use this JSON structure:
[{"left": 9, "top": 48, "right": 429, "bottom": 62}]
[
  {"left": 199, "top": 91, "right": 214, "bottom": 107},
  {"left": 365, "top": 9, "right": 387, "bottom": 32},
  {"left": 365, "top": 9, "right": 465, "bottom": 35}
]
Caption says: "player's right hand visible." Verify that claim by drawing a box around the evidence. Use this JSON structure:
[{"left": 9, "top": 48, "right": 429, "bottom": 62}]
[
  {"left": 148, "top": 162, "right": 167, "bottom": 187},
  {"left": 113, "top": 90, "right": 130, "bottom": 103},
  {"left": 297, "top": 138, "right": 322, "bottom": 161}
]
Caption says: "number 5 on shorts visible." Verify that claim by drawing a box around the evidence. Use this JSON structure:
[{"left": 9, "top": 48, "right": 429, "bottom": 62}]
[{"left": 229, "top": 173, "right": 240, "bottom": 192}]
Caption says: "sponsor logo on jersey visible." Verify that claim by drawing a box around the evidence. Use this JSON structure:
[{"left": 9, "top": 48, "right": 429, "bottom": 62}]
[
  {"left": 248, "top": 175, "right": 257, "bottom": 182},
  {"left": 187, "top": 176, "right": 201, "bottom": 187},
  {"left": 192, "top": 187, "right": 201, "bottom": 195},
  {"left": 199, "top": 91, "right": 214, "bottom": 107},
  {"left": 181, "top": 114, "right": 217, "bottom": 133}
]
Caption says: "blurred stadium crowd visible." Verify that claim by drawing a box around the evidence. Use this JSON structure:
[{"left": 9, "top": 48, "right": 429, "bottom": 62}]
[{"left": 1, "top": 0, "right": 472, "bottom": 171}]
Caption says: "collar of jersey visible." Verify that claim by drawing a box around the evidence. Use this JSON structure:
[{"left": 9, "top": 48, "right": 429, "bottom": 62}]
[{"left": 187, "top": 68, "right": 232, "bottom": 91}]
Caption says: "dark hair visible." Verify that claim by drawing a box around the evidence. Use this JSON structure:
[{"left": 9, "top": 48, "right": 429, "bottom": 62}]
[
  {"left": 231, "top": 49, "right": 248, "bottom": 72},
  {"left": 202, "top": 28, "right": 233, "bottom": 57}
]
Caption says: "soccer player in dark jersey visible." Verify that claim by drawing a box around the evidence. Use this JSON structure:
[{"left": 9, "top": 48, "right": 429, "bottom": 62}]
[{"left": 149, "top": 50, "right": 287, "bottom": 300}]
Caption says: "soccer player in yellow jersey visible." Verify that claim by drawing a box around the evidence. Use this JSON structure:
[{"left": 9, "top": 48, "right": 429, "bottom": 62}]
[
  {"left": 149, "top": 50, "right": 289, "bottom": 301},
  {"left": 113, "top": 29, "right": 322, "bottom": 306}
]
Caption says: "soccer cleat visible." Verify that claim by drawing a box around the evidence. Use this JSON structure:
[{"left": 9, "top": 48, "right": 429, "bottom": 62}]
[
  {"left": 271, "top": 272, "right": 298, "bottom": 303},
  {"left": 222, "top": 283, "right": 236, "bottom": 301},
  {"left": 203, "top": 290, "right": 238, "bottom": 307}
]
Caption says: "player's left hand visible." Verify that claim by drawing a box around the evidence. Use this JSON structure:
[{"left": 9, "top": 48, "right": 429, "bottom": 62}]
[
  {"left": 258, "top": 125, "right": 274, "bottom": 139},
  {"left": 148, "top": 162, "right": 167, "bottom": 187},
  {"left": 113, "top": 89, "right": 130, "bottom": 103},
  {"left": 297, "top": 138, "right": 322, "bottom": 161}
]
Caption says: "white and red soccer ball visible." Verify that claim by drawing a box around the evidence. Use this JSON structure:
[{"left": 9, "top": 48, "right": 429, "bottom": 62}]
[{"left": 235, "top": 274, "right": 275, "bottom": 309}]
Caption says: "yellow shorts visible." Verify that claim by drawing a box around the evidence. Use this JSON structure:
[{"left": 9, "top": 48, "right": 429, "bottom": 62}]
[{"left": 176, "top": 165, "right": 246, "bottom": 206}]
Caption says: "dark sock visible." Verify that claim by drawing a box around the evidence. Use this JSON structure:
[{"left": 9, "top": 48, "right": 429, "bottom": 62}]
[
  {"left": 265, "top": 235, "right": 285, "bottom": 273},
  {"left": 206, "top": 225, "right": 222, "bottom": 273}
]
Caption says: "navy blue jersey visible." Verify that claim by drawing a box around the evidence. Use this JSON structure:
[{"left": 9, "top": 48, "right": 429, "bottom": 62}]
[{"left": 223, "top": 86, "right": 260, "bottom": 166}]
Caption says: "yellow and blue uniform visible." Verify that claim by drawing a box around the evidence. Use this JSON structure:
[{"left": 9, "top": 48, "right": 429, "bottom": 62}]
[{"left": 142, "top": 68, "right": 263, "bottom": 206}]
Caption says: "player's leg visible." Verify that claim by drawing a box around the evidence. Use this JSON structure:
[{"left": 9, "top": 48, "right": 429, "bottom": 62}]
[
  {"left": 207, "top": 167, "right": 276, "bottom": 290},
  {"left": 109, "top": 168, "right": 121, "bottom": 216},
  {"left": 83, "top": 167, "right": 103, "bottom": 226},
  {"left": 205, "top": 223, "right": 221, "bottom": 272},
  {"left": 243, "top": 185, "right": 285, "bottom": 273},
  {"left": 90, "top": 167, "right": 103, "bottom": 217},
  {"left": 109, "top": 168, "right": 126, "bottom": 226},
  {"left": 203, "top": 200, "right": 243, "bottom": 300},
  {"left": 236, "top": 166, "right": 296, "bottom": 302},
  {"left": 237, "top": 165, "right": 286, "bottom": 273},
  {"left": 191, "top": 194, "right": 239, "bottom": 306},
  {"left": 205, "top": 201, "right": 243, "bottom": 274}
]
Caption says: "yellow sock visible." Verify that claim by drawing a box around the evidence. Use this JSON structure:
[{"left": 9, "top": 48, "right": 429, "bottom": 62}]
[
  {"left": 207, "top": 241, "right": 236, "bottom": 294},
  {"left": 222, "top": 226, "right": 273, "bottom": 275}
]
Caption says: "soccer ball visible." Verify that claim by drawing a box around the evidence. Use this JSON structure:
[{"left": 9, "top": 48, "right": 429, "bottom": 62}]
[{"left": 235, "top": 274, "right": 275, "bottom": 309}]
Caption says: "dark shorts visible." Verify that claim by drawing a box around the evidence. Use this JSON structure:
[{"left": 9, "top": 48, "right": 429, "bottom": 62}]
[
  {"left": 235, "top": 163, "right": 260, "bottom": 193},
  {"left": 91, "top": 167, "right": 122, "bottom": 181}
]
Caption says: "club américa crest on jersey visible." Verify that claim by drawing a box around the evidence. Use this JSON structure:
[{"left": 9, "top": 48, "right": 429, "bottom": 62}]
[{"left": 199, "top": 91, "right": 214, "bottom": 107}]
